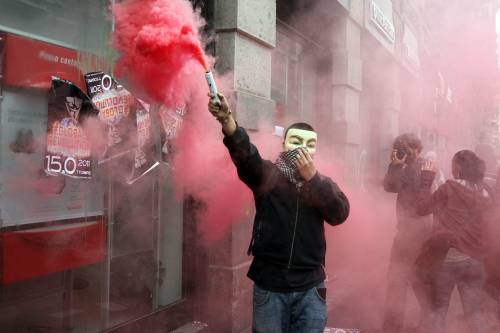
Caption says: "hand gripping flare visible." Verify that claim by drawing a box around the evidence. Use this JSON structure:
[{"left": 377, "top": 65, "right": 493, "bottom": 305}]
[{"left": 205, "top": 71, "right": 221, "bottom": 105}]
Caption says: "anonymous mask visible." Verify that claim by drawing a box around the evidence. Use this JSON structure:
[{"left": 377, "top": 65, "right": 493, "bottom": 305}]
[
  {"left": 65, "top": 96, "right": 83, "bottom": 122},
  {"left": 283, "top": 128, "right": 318, "bottom": 156}
]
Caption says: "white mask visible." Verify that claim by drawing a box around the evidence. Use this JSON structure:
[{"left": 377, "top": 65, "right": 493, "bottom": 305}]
[{"left": 283, "top": 128, "right": 318, "bottom": 156}]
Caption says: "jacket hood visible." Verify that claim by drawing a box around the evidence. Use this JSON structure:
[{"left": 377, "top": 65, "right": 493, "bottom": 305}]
[{"left": 447, "top": 179, "right": 493, "bottom": 210}]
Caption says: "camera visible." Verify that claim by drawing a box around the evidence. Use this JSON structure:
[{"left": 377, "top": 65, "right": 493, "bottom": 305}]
[{"left": 395, "top": 148, "right": 408, "bottom": 160}]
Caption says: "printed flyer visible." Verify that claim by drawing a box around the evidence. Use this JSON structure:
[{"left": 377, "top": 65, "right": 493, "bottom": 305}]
[
  {"left": 127, "top": 99, "right": 159, "bottom": 184},
  {"left": 45, "top": 77, "right": 98, "bottom": 179},
  {"left": 84, "top": 71, "right": 136, "bottom": 163}
]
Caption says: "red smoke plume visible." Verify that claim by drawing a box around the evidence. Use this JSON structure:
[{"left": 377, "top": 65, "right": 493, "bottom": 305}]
[
  {"left": 112, "top": 0, "right": 256, "bottom": 242},
  {"left": 112, "top": 0, "right": 208, "bottom": 106}
]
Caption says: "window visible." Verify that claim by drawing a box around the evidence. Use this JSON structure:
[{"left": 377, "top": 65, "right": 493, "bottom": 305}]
[
  {"left": 0, "top": 1, "right": 204, "bottom": 331},
  {"left": 272, "top": 23, "right": 323, "bottom": 127}
]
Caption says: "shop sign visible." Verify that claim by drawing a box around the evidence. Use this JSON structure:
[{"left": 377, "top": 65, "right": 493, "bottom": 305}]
[
  {"left": 1, "top": 220, "right": 106, "bottom": 284},
  {"left": 0, "top": 33, "right": 5, "bottom": 75},
  {"left": 3, "top": 33, "right": 84, "bottom": 90},
  {"left": 369, "top": 0, "right": 395, "bottom": 43}
]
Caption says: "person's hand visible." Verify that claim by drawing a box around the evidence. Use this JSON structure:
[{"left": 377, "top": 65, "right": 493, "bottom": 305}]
[
  {"left": 208, "top": 92, "right": 231, "bottom": 124},
  {"left": 296, "top": 148, "right": 317, "bottom": 182},
  {"left": 208, "top": 92, "right": 237, "bottom": 136},
  {"left": 422, "top": 159, "right": 434, "bottom": 172},
  {"left": 420, "top": 159, "right": 436, "bottom": 188},
  {"left": 391, "top": 149, "right": 407, "bottom": 166}
]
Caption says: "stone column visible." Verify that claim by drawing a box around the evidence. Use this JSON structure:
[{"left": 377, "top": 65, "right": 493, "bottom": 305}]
[
  {"left": 214, "top": 0, "right": 276, "bottom": 130},
  {"left": 330, "top": 13, "right": 363, "bottom": 184},
  {"left": 206, "top": 1, "right": 276, "bottom": 332}
]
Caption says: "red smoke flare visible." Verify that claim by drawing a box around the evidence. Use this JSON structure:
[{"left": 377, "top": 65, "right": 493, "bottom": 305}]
[
  {"left": 112, "top": 0, "right": 250, "bottom": 243},
  {"left": 112, "top": 0, "right": 208, "bottom": 106}
]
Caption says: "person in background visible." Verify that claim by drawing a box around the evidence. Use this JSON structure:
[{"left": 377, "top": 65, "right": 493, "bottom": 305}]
[
  {"left": 416, "top": 150, "right": 494, "bottom": 333},
  {"left": 382, "top": 134, "right": 433, "bottom": 333},
  {"left": 208, "top": 93, "right": 350, "bottom": 333}
]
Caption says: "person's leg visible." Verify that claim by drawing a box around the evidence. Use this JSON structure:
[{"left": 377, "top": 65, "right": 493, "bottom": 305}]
[
  {"left": 382, "top": 238, "right": 410, "bottom": 333},
  {"left": 426, "top": 262, "right": 457, "bottom": 333},
  {"left": 457, "top": 259, "right": 490, "bottom": 333},
  {"left": 412, "top": 280, "right": 434, "bottom": 332},
  {"left": 252, "top": 284, "right": 290, "bottom": 333},
  {"left": 289, "top": 281, "right": 327, "bottom": 333}
]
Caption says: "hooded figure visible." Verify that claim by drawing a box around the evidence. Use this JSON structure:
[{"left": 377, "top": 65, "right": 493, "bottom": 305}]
[{"left": 415, "top": 150, "right": 495, "bottom": 333}]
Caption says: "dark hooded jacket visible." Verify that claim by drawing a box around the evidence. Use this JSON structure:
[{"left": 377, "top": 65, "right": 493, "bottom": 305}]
[
  {"left": 223, "top": 126, "right": 350, "bottom": 291},
  {"left": 416, "top": 170, "right": 494, "bottom": 260}
]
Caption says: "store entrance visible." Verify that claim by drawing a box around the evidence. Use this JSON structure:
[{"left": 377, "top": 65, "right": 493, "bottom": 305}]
[{"left": 0, "top": 30, "right": 208, "bottom": 333}]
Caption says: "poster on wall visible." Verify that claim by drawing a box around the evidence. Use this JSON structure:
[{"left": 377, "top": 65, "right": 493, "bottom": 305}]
[
  {"left": 127, "top": 99, "right": 159, "bottom": 185},
  {"left": 45, "top": 77, "right": 97, "bottom": 178},
  {"left": 0, "top": 89, "right": 104, "bottom": 227},
  {"left": 159, "top": 102, "right": 186, "bottom": 162},
  {"left": 84, "top": 71, "right": 136, "bottom": 163}
]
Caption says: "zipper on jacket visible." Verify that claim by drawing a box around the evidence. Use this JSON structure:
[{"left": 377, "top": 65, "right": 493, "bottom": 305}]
[{"left": 287, "top": 193, "right": 300, "bottom": 268}]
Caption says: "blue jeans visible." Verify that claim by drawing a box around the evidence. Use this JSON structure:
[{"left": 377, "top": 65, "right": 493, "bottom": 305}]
[
  {"left": 252, "top": 282, "right": 327, "bottom": 333},
  {"left": 426, "top": 258, "right": 489, "bottom": 333}
]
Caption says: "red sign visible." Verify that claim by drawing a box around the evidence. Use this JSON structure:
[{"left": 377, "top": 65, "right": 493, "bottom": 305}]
[
  {"left": 3, "top": 33, "right": 85, "bottom": 90},
  {"left": 0, "top": 33, "right": 5, "bottom": 75},
  {"left": 0, "top": 33, "right": 5, "bottom": 95},
  {"left": 1, "top": 220, "right": 106, "bottom": 284}
]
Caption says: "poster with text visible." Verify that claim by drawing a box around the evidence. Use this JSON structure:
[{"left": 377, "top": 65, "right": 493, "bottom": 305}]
[
  {"left": 127, "top": 99, "right": 159, "bottom": 185},
  {"left": 159, "top": 103, "right": 186, "bottom": 162},
  {"left": 84, "top": 71, "right": 136, "bottom": 163},
  {"left": 45, "top": 77, "right": 98, "bottom": 178}
]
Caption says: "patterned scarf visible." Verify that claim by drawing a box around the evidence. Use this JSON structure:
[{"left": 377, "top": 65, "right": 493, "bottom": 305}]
[{"left": 275, "top": 150, "right": 303, "bottom": 188}]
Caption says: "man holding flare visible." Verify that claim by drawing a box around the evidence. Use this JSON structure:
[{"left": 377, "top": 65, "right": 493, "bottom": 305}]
[{"left": 208, "top": 92, "right": 350, "bottom": 333}]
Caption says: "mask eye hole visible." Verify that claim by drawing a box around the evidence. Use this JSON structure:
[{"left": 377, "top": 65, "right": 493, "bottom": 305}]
[{"left": 287, "top": 136, "right": 303, "bottom": 145}]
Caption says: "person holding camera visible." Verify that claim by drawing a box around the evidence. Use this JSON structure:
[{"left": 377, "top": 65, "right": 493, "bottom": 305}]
[
  {"left": 208, "top": 93, "right": 350, "bottom": 333},
  {"left": 382, "top": 134, "right": 433, "bottom": 333}
]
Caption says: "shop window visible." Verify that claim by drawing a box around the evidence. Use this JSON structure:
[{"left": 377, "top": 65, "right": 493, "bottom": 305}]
[{"left": 0, "top": 1, "right": 205, "bottom": 331}]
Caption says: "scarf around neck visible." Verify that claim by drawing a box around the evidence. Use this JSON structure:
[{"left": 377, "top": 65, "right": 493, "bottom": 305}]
[{"left": 275, "top": 151, "right": 303, "bottom": 187}]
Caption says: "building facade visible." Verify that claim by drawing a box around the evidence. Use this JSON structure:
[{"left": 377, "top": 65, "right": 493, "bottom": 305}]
[{"left": 0, "top": 1, "right": 497, "bottom": 333}]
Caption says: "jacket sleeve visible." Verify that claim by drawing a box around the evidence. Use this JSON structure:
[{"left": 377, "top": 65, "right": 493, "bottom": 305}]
[
  {"left": 300, "top": 173, "right": 350, "bottom": 226},
  {"left": 383, "top": 164, "right": 405, "bottom": 193},
  {"left": 223, "top": 126, "right": 265, "bottom": 190},
  {"left": 416, "top": 170, "right": 447, "bottom": 216}
]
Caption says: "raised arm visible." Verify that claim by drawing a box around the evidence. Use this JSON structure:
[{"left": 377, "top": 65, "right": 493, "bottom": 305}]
[
  {"left": 208, "top": 93, "right": 265, "bottom": 190},
  {"left": 416, "top": 165, "right": 447, "bottom": 216},
  {"left": 383, "top": 150, "right": 408, "bottom": 193}
]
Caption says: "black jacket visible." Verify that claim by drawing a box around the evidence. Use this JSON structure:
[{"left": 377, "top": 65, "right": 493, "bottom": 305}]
[
  {"left": 224, "top": 126, "right": 349, "bottom": 270},
  {"left": 383, "top": 159, "right": 433, "bottom": 229}
]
